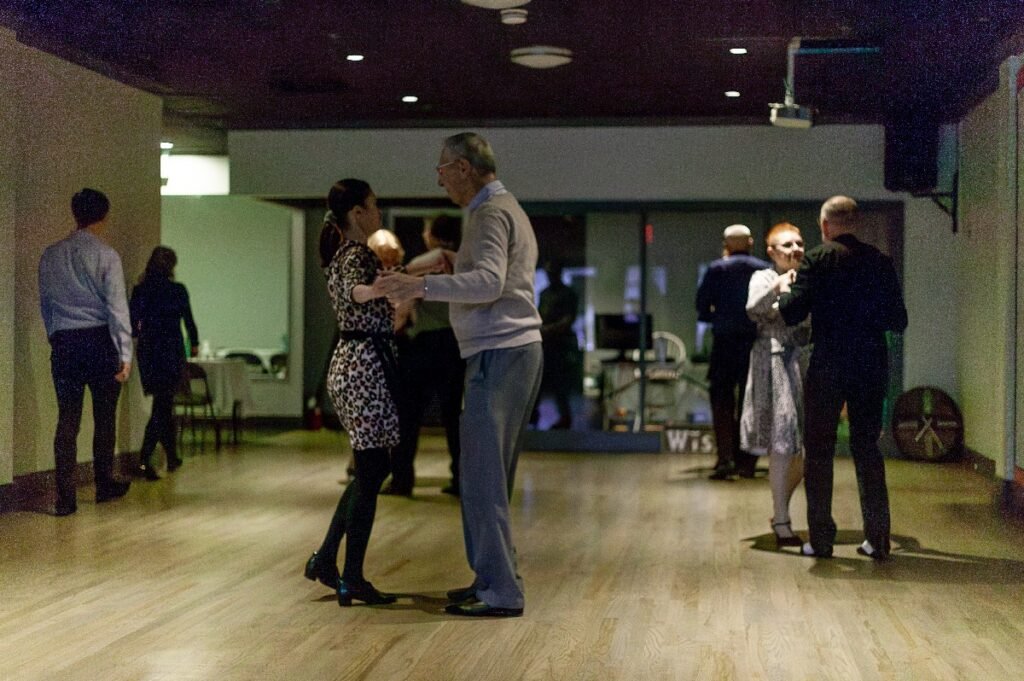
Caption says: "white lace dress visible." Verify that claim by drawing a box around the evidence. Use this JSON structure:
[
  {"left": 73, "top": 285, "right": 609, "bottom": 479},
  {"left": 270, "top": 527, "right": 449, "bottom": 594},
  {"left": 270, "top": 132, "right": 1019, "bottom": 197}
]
[{"left": 739, "top": 268, "right": 810, "bottom": 456}]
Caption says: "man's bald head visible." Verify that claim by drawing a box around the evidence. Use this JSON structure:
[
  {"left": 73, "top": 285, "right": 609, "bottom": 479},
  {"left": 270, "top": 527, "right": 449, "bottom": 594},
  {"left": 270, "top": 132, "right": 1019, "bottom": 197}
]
[{"left": 819, "top": 195, "right": 859, "bottom": 240}]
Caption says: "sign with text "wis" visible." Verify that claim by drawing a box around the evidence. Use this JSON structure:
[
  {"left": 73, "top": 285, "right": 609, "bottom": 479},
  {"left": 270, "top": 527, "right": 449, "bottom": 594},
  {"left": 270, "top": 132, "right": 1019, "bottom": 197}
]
[{"left": 663, "top": 427, "right": 716, "bottom": 454}]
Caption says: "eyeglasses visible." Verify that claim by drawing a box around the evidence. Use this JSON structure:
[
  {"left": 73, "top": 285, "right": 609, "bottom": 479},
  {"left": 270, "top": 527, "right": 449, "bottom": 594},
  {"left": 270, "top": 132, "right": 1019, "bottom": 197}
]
[{"left": 435, "top": 160, "right": 458, "bottom": 173}]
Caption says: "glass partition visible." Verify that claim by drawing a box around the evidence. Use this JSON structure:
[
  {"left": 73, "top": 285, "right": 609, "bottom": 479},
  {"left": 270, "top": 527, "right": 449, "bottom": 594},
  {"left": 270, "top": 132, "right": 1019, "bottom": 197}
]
[
  {"left": 304, "top": 200, "right": 902, "bottom": 445},
  {"left": 521, "top": 202, "right": 903, "bottom": 442}
]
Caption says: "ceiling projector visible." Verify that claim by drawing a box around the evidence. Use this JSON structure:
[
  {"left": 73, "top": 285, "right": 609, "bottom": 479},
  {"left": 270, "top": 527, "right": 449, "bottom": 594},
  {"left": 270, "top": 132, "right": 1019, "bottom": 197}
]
[{"left": 769, "top": 102, "right": 813, "bottom": 129}]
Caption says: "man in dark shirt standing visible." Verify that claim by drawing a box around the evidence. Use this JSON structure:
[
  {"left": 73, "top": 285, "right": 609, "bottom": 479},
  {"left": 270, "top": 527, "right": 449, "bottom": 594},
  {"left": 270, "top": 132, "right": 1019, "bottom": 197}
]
[
  {"left": 779, "top": 196, "right": 908, "bottom": 559},
  {"left": 696, "top": 225, "right": 770, "bottom": 480}
]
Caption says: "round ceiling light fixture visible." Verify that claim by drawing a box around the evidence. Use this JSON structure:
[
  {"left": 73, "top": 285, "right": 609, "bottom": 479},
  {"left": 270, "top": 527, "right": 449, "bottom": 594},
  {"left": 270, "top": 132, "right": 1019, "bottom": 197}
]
[
  {"left": 510, "top": 45, "right": 572, "bottom": 69},
  {"left": 500, "top": 8, "right": 528, "bottom": 24},
  {"left": 461, "top": 0, "right": 530, "bottom": 9}
]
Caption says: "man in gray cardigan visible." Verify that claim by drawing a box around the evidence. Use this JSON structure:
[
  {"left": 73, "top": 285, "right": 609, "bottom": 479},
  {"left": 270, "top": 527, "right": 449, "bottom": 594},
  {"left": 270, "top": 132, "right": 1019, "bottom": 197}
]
[{"left": 375, "top": 132, "right": 543, "bottom": 617}]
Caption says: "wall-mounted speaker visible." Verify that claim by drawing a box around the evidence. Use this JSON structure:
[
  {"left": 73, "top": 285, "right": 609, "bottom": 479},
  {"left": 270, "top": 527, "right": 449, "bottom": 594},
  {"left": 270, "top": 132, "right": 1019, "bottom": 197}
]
[{"left": 884, "top": 114, "right": 939, "bottom": 193}]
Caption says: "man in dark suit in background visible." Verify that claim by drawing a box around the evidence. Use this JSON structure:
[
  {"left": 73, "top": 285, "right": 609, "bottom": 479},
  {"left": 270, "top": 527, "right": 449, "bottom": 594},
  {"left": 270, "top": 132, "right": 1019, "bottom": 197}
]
[
  {"left": 696, "top": 224, "right": 770, "bottom": 480},
  {"left": 779, "top": 196, "right": 908, "bottom": 559}
]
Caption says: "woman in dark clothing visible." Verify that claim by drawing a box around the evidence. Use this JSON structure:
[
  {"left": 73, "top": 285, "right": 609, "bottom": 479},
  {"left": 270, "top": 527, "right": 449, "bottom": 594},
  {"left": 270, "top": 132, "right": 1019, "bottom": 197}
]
[
  {"left": 304, "top": 179, "right": 447, "bottom": 606},
  {"left": 130, "top": 246, "right": 199, "bottom": 480},
  {"left": 303, "top": 179, "right": 401, "bottom": 608}
]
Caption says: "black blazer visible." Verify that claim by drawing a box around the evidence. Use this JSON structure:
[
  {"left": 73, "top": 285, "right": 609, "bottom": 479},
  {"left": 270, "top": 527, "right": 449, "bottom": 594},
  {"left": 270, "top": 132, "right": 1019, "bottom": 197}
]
[
  {"left": 696, "top": 253, "right": 770, "bottom": 339},
  {"left": 130, "top": 277, "right": 199, "bottom": 394},
  {"left": 779, "top": 233, "right": 907, "bottom": 374}
]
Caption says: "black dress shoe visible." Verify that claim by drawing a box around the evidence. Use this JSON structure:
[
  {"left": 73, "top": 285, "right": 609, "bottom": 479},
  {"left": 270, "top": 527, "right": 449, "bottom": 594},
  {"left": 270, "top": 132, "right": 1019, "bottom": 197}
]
[
  {"left": 137, "top": 464, "right": 161, "bottom": 481},
  {"left": 304, "top": 551, "right": 340, "bottom": 589},
  {"left": 54, "top": 501, "right": 77, "bottom": 516},
  {"left": 444, "top": 601, "right": 523, "bottom": 618},
  {"left": 95, "top": 480, "right": 130, "bottom": 502},
  {"left": 379, "top": 483, "right": 413, "bottom": 497},
  {"left": 856, "top": 541, "right": 890, "bottom": 561},
  {"left": 771, "top": 521, "right": 804, "bottom": 548},
  {"left": 800, "top": 542, "right": 833, "bottom": 558},
  {"left": 337, "top": 579, "right": 397, "bottom": 607},
  {"left": 709, "top": 465, "right": 735, "bottom": 481},
  {"left": 446, "top": 584, "right": 478, "bottom": 603},
  {"left": 167, "top": 456, "right": 183, "bottom": 472}
]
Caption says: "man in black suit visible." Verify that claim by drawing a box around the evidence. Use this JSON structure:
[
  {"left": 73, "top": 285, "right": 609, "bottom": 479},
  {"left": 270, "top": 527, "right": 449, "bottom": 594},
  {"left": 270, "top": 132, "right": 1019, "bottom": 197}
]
[
  {"left": 779, "top": 196, "right": 908, "bottom": 559},
  {"left": 696, "top": 224, "right": 770, "bottom": 480}
]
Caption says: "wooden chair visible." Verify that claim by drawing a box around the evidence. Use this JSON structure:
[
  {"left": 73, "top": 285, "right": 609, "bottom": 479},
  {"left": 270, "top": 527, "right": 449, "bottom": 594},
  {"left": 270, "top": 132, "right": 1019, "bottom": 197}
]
[{"left": 174, "top": 363, "right": 222, "bottom": 451}]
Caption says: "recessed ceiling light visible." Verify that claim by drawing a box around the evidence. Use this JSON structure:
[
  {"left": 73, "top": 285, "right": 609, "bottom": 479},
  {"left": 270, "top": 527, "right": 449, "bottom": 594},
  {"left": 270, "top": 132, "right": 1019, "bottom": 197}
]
[
  {"left": 510, "top": 45, "right": 572, "bottom": 69},
  {"left": 160, "top": 141, "right": 174, "bottom": 150},
  {"left": 725, "top": 91, "right": 741, "bottom": 98},
  {"left": 346, "top": 54, "right": 364, "bottom": 62},
  {"left": 461, "top": 0, "right": 531, "bottom": 8},
  {"left": 401, "top": 95, "right": 419, "bottom": 103},
  {"left": 729, "top": 47, "right": 748, "bottom": 55},
  {"left": 500, "top": 8, "right": 527, "bottom": 24}
]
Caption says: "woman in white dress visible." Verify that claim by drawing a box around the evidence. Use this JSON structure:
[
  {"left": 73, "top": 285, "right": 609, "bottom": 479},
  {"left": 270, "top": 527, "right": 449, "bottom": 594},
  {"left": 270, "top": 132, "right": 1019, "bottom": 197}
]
[{"left": 739, "top": 222, "right": 809, "bottom": 547}]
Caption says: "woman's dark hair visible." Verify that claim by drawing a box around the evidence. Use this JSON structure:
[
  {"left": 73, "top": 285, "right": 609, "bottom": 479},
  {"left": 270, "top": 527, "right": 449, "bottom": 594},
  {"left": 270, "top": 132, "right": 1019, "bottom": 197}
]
[
  {"left": 429, "top": 214, "right": 462, "bottom": 250},
  {"left": 140, "top": 246, "right": 177, "bottom": 283},
  {"left": 71, "top": 188, "right": 110, "bottom": 228},
  {"left": 319, "top": 179, "right": 373, "bottom": 267}
]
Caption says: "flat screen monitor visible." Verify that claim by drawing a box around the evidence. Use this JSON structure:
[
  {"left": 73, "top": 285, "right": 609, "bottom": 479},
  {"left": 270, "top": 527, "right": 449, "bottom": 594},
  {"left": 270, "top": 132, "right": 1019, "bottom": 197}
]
[{"left": 595, "top": 313, "right": 653, "bottom": 359}]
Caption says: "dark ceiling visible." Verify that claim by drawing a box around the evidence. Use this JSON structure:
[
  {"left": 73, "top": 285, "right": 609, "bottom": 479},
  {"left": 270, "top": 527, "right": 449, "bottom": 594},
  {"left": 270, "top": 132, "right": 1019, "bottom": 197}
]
[{"left": 3, "top": 0, "right": 1023, "bottom": 153}]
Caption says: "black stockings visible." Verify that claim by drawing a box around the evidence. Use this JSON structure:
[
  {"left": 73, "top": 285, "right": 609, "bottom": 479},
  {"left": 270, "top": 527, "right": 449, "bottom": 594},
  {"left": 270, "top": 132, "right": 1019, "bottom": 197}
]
[
  {"left": 318, "top": 447, "right": 391, "bottom": 583},
  {"left": 140, "top": 389, "right": 177, "bottom": 466}
]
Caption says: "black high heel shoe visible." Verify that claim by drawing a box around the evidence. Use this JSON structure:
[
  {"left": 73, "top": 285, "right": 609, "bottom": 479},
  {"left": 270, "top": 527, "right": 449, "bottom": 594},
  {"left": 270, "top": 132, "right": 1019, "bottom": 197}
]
[
  {"left": 337, "top": 579, "right": 397, "bottom": 607},
  {"left": 304, "top": 552, "right": 340, "bottom": 589},
  {"left": 771, "top": 520, "right": 804, "bottom": 548}
]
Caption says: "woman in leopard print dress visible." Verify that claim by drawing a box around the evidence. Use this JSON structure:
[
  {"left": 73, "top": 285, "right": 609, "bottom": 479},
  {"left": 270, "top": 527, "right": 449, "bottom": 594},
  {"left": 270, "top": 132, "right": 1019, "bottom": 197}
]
[{"left": 304, "top": 179, "right": 400, "bottom": 607}]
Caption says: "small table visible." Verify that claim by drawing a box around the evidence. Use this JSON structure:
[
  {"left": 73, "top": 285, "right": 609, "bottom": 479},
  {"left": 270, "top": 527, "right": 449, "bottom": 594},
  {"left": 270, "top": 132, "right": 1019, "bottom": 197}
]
[{"left": 190, "top": 358, "right": 253, "bottom": 445}]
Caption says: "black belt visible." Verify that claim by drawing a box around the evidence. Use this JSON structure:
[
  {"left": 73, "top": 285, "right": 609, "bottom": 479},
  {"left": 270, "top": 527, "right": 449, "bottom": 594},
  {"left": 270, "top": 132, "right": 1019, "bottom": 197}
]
[
  {"left": 340, "top": 330, "right": 394, "bottom": 342},
  {"left": 339, "top": 330, "right": 400, "bottom": 400},
  {"left": 49, "top": 325, "right": 109, "bottom": 344}
]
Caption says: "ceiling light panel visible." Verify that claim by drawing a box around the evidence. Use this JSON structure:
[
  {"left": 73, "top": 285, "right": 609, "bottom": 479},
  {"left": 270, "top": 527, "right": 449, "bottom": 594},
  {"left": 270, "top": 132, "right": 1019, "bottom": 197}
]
[
  {"left": 510, "top": 46, "right": 572, "bottom": 69},
  {"left": 501, "top": 8, "right": 528, "bottom": 24},
  {"left": 461, "top": 0, "right": 530, "bottom": 8}
]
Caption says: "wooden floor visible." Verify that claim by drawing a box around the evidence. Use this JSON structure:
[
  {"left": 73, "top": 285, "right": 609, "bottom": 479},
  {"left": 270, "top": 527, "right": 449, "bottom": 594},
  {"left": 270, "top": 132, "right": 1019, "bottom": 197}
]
[{"left": 2, "top": 430, "right": 1023, "bottom": 681}]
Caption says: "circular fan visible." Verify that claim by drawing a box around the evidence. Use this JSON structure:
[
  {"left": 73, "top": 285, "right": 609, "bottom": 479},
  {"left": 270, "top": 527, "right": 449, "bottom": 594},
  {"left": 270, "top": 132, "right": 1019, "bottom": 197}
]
[{"left": 891, "top": 386, "right": 964, "bottom": 462}]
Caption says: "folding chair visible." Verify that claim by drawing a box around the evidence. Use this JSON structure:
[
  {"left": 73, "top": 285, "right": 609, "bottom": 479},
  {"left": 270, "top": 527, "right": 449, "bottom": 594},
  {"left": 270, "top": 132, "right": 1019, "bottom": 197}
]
[{"left": 174, "top": 363, "right": 222, "bottom": 451}]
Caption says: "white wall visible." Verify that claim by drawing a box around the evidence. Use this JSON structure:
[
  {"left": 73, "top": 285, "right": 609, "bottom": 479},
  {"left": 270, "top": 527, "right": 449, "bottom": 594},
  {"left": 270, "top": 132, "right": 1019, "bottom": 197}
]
[
  {"left": 161, "top": 155, "right": 230, "bottom": 196},
  {"left": 161, "top": 195, "right": 304, "bottom": 417},
  {"left": 230, "top": 126, "right": 887, "bottom": 201},
  {"left": 902, "top": 199, "right": 959, "bottom": 395},
  {"left": 0, "top": 28, "right": 162, "bottom": 478},
  {"left": 0, "top": 42, "right": 16, "bottom": 486},
  {"left": 958, "top": 72, "right": 1016, "bottom": 476},
  {"left": 161, "top": 196, "right": 291, "bottom": 350}
]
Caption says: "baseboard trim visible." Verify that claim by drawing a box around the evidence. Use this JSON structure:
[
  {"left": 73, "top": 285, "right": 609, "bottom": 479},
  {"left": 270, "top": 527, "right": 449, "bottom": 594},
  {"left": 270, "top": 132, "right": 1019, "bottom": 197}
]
[
  {"left": 246, "top": 416, "right": 303, "bottom": 429},
  {"left": 1000, "top": 468, "right": 1024, "bottom": 522},
  {"left": 0, "top": 451, "right": 140, "bottom": 514}
]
